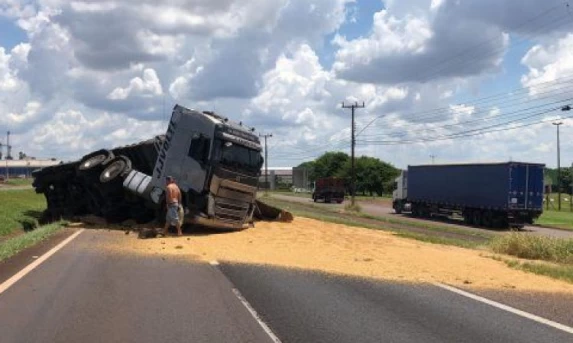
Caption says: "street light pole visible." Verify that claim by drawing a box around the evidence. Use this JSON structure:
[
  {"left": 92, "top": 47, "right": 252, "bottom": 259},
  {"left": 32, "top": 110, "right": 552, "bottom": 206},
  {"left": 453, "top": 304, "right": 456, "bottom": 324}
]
[
  {"left": 259, "top": 133, "right": 272, "bottom": 190},
  {"left": 553, "top": 121, "right": 563, "bottom": 211}
]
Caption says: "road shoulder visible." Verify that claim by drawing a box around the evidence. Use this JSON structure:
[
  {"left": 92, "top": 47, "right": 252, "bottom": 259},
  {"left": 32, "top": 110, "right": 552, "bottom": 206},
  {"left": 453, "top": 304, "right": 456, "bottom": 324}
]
[{"left": 0, "top": 227, "right": 78, "bottom": 285}]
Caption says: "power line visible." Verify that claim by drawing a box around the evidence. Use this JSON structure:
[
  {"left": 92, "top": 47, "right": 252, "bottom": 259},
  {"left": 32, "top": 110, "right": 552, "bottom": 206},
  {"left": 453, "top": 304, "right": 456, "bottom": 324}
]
[
  {"left": 360, "top": 97, "right": 573, "bottom": 139},
  {"left": 357, "top": 106, "right": 572, "bottom": 145},
  {"left": 357, "top": 73, "right": 573, "bottom": 135}
]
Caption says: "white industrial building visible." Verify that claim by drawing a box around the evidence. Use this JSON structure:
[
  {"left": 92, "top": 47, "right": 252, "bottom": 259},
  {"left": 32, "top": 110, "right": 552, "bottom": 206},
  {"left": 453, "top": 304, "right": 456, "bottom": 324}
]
[{"left": 0, "top": 159, "right": 62, "bottom": 179}]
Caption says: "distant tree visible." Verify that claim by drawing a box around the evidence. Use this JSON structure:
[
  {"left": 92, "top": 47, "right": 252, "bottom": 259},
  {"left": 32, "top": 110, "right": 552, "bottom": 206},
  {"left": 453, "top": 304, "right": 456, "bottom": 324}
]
[
  {"left": 312, "top": 152, "right": 349, "bottom": 179},
  {"left": 18, "top": 152, "right": 27, "bottom": 160},
  {"left": 339, "top": 156, "right": 400, "bottom": 196}
]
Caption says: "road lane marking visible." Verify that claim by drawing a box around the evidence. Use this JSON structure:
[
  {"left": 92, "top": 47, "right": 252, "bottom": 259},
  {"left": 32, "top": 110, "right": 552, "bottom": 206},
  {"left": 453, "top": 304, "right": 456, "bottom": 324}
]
[
  {"left": 231, "top": 287, "right": 282, "bottom": 343},
  {"left": 210, "top": 260, "right": 282, "bottom": 343},
  {"left": 436, "top": 283, "right": 573, "bottom": 335},
  {"left": 0, "top": 229, "right": 84, "bottom": 295}
]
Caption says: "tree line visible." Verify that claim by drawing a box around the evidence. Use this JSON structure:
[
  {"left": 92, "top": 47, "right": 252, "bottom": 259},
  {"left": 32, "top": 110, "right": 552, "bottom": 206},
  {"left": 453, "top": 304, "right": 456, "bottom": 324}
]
[{"left": 297, "top": 152, "right": 400, "bottom": 196}]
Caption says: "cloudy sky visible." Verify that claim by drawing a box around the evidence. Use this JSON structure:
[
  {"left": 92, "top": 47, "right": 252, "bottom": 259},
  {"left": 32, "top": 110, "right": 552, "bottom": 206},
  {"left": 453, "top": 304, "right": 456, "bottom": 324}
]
[{"left": 1, "top": 0, "right": 573, "bottom": 168}]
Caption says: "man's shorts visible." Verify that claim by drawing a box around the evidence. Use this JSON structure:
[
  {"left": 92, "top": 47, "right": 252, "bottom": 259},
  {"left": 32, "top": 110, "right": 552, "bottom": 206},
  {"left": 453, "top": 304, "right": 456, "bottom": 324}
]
[{"left": 166, "top": 203, "right": 180, "bottom": 226}]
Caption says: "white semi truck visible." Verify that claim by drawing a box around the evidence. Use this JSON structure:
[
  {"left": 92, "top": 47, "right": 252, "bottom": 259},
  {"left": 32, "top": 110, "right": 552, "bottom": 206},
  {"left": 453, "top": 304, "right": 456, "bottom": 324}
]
[{"left": 33, "top": 105, "right": 288, "bottom": 230}]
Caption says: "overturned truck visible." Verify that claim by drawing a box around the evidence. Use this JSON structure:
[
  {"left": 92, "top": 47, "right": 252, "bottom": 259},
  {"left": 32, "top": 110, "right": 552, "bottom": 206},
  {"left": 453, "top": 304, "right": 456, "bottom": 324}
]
[{"left": 33, "top": 104, "right": 291, "bottom": 230}]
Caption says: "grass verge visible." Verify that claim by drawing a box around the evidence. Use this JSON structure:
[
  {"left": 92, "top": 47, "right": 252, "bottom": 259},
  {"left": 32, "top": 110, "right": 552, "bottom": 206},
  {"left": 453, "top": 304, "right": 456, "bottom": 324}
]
[
  {"left": 265, "top": 195, "right": 493, "bottom": 239},
  {"left": 0, "top": 189, "right": 46, "bottom": 237},
  {"left": 3, "top": 178, "right": 34, "bottom": 186},
  {"left": 536, "top": 210, "right": 573, "bottom": 231},
  {"left": 344, "top": 203, "right": 362, "bottom": 213},
  {"left": 489, "top": 233, "right": 573, "bottom": 264},
  {"left": 262, "top": 197, "right": 485, "bottom": 248},
  {"left": 0, "top": 222, "right": 67, "bottom": 262},
  {"left": 487, "top": 255, "right": 573, "bottom": 284}
]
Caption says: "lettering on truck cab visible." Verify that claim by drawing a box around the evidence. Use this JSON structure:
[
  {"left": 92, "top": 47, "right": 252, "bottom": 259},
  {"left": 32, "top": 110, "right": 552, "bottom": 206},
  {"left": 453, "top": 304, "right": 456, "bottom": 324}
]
[{"left": 154, "top": 116, "right": 178, "bottom": 179}]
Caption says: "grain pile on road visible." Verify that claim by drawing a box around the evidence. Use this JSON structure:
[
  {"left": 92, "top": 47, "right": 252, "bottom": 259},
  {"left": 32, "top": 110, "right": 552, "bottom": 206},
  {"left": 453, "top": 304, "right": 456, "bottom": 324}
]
[{"left": 95, "top": 218, "right": 573, "bottom": 294}]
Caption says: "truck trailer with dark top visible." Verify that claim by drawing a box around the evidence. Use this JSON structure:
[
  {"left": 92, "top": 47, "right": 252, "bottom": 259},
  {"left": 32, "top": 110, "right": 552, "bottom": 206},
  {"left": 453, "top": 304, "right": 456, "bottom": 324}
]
[{"left": 392, "top": 162, "right": 544, "bottom": 229}]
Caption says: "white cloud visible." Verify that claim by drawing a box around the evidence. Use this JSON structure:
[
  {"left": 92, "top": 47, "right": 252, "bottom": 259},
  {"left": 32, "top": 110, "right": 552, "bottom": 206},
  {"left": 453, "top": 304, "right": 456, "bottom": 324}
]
[
  {"left": 108, "top": 68, "right": 163, "bottom": 100},
  {"left": 521, "top": 34, "right": 573, "bottom": 95},
  {"left": 0, "top": 0, "right": 572, "bottom": 169}
]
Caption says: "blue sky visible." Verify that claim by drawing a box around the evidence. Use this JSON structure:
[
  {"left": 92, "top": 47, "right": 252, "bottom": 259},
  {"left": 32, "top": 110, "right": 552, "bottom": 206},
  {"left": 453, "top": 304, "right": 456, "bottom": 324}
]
[
  {"left": 0, "top": 17, "right": 26, "bottom": 50},
  {"left": 0, "top": 0, "right": 572, "bottom": 168}
]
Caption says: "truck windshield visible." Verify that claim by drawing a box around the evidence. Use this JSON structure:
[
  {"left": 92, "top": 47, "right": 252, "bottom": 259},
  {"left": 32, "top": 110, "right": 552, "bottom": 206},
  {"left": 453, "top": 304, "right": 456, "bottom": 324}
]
[{"left": 215, "top": 139, "right": 263, "bottom": 172}]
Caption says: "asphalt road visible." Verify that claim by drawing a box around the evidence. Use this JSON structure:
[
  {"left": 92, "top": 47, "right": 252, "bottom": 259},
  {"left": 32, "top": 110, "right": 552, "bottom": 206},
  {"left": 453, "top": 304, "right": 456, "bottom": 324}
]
[
  {"left": 0, "top": 230, "right": 273, "bottom": 343},
  {"left": 219, "top": 263, "right": 573, "bottom": 343},
  {"left": 270, "top": 194, "right": 573, "bottom": 239},
  {"left": 2, "top": 230, "right": 572, "bottom": 343}
]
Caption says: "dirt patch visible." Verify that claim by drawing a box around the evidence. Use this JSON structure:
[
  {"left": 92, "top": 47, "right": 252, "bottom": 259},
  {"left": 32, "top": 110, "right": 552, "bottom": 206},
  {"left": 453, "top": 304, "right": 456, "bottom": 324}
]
[{"left": 90, "top": 217, "right": 573, "bottom": 294}]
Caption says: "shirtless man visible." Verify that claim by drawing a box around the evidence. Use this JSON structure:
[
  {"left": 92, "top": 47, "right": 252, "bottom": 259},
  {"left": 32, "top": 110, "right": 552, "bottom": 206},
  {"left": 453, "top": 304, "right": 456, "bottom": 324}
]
[{"left": 163, "top": 176, "right": 183, "bottom": 236}]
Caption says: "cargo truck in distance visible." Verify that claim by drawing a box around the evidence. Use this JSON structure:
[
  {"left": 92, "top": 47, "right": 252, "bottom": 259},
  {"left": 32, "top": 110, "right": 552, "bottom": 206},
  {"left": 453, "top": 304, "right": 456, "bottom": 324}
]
[
  {"left": 312, "top": 177, "right": 345, "bottom": 203},
  {"left": 392, "top": 162, "right": 544, "bottom": 229},
  {"left": 33, "top": 104, "right": 289, "bottom": 230}
]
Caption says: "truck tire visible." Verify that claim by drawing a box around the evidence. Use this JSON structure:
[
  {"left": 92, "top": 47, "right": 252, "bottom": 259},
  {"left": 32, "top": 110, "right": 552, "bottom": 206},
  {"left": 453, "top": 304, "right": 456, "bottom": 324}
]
[
  {"left": 78, "top": 149, "right": 115, "bottom": 171},
  {"left": 393, "top": 202, "right": 402, "bottom": 214},
  {"left": 99, "top": 156, "right": 132, "bottom": 183}
]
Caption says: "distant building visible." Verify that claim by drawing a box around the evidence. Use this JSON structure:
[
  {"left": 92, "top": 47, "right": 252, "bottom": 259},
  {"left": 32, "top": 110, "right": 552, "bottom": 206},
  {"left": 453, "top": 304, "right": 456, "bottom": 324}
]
[
  {"left": 259, "top": 167, "right": 293, "bottom": 190},
  {"left": 0, "top": 159, "right": 62, "bottom": 178}
]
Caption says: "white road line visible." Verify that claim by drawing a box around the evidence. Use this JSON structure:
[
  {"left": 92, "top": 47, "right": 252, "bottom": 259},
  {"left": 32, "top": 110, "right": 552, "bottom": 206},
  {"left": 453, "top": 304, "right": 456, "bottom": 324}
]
[
  {"left": 231, "top": 287, "right": 282, "bottom": 343},
  {"left": 0, "top": 229, "right": 84, "bottom": 295},
  {"left": 210, "top": 260, "right": 281, "bottom": 343},
  {"left": 436, "top": 283, "right": 573, "bottom": 335}
]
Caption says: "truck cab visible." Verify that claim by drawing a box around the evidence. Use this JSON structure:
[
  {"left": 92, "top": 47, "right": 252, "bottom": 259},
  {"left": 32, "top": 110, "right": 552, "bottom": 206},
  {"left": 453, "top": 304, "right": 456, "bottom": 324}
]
[
  {"left": 392, "top": 170, "right": 408, "bottom": 214},
  {"left": 124, "top": 105, "right": 263, "bottom": 230}
]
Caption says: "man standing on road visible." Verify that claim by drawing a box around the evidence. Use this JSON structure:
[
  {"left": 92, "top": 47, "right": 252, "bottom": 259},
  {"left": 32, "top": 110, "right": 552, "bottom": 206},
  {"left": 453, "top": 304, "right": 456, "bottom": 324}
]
[{"left": 163, "top": 176, "right": 183, "bottom": 236}]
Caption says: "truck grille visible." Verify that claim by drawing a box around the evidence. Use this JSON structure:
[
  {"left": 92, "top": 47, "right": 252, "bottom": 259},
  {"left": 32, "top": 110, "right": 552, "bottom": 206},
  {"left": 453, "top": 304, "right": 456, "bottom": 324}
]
[{"left": 213, "top": 195, "right": 251, "bottom": 224}]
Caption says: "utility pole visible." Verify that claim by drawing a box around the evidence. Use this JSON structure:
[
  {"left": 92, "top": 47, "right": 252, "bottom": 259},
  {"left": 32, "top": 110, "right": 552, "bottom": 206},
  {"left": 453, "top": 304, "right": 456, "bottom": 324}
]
[
  {"left": 553, "top": 121, "right": 563, "bottom": 211},
  {"left": 259, "top": 133, "right": 272, "bottom": 190},
  {"left": 342, "top": 101, "right": 365, "bottom": 207},
  {"left": 570, "top": 162, "right": 573, "bottom": 212},
  {"left": 430, "top": 154, "right": 437, "bottom": 164}
]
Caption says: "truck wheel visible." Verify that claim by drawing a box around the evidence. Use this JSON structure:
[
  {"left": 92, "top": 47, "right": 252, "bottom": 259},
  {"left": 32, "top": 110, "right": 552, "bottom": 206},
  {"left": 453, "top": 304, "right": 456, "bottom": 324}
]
[
  {"left": 394, "top": 203, "right": 402, "bottom": 214},
  {"left": 79, "top": 149, "right": 115, "bottom": 171},
  {"left": 99, "top": 156, "right": 132, "bottom": 183}
]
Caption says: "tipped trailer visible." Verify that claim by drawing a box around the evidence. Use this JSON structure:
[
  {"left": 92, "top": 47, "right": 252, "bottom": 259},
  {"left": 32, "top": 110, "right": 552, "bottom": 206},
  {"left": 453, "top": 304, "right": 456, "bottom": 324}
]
[
  {"left": 33, "top": 104, "right": 291, "bottom": 230},
  {"left": 392, "top": 162, "right": 544, "bottom": 229}
]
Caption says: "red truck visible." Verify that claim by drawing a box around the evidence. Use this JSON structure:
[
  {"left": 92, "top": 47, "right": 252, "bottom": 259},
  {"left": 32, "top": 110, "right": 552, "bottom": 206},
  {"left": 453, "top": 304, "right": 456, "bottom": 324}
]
[{"left": 312, "top": 177, "right": 345, "bottom": 203}]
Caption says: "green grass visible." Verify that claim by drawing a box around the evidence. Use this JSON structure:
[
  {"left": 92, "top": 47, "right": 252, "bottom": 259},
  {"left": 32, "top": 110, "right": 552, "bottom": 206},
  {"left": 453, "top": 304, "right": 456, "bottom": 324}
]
[
  {"left": 0, "top": 189, "right": 46, "bottom": 237},
  {"left": 260, "top": 197, "right": 486, "bottom": 248},
  {"left": 487, "top": 254, "right": 573, "bottom": 284},
  {"left": 3, "top": 178, "right": 34, "bottom": 186},
  {"left": 0, "top": 222, "right": 67, "bottom": 262},
  {"left": 489, "top": 233, "right": 573, "bottom": 264},
  {"left": 344, "top": 203, "right": 362, "bottom": 213},
  {"left": 266, "top": 195, "right": 493, "bottom": 239},
  {"left": 536, "top": 211, "right": 573, "bottom": 231}
]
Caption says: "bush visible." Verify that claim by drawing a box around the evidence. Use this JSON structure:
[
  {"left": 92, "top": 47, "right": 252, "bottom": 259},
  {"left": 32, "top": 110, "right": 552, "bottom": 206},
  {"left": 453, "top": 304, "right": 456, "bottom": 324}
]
[
  {"left": 344, "top": 203, "right": 362, "bottom": 213},
  {"left": 490, "top": 233, "right": 573, "bottom": 264}
]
